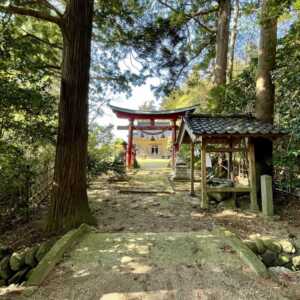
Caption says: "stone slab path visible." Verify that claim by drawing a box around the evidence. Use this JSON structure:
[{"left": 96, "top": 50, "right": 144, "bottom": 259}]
[{"left": 24, "top": 230, "right": 283, "bottom": 300}]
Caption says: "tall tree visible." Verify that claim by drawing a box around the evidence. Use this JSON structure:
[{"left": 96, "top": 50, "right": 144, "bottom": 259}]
[
  {"left": 254, "top": 0, "right": 278, "bottom": 181},
  {"left": 255, "top": 0, "right": 277, "bottom": 123},
  {"left": 49, "top": 0, "right": 95, "bottom": 231},
  {"left": 0, "top": 0, "right": 95, "bottom": 231},
  {"left": 228, "top": 0, "right": 240, "bottom": 82},
  {"left": 215, "top": 0, "right": 231, "bottom": 86}
]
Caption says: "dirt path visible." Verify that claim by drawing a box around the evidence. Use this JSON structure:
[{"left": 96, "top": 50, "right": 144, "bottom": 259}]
[
  {"left": 88, "top": 164, "right": 290, "bottom": 239},
  {"left": 4, "top": 160, "right": 300, "bottom": 299}
]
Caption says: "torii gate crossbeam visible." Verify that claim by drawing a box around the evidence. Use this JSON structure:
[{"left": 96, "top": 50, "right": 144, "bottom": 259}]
[{"left": 109, "top": 105, "right": 196, "bottom": 168}]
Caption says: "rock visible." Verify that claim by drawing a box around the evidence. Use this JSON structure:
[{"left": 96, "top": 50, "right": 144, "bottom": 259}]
[
  {"left": 278, "top": 240, "right": 296, "bottom": 254},
  {"left": 24, "top": 246, "right": 38, "bottom": 268},
  {"left": 254, "top": 239, "right": 266, "bottom": 254},
  {"left": 262, "top": 239, "right": 282, "bottom": 253},
  {"left": 269, "top": 266, "right": 293, "bottom": 277},
  {"left": 294, "top": 239, "right": 300, "bottom": 250},
  {"left": 9, "top": 252, "right": 25, "bottom": 271},
  {"left": 113, "top": 226, "right": 125, "bottom": 232},
  {"left": 261, "top": 250, "right": 277, "bottom": 267},
  {"left": 292, "top": 256, "right": 300, "bottom": 270},
  {"left": 0, "top": 256, "right": 12, "bottom": 280},
  {"left": 208, "top": 183, "right": 233, "bottom": 202},
  {"left": 209, "top": 192, "right": 225, "bottom": 202},
  {"left": 276, "top": 254, "right": 290, "bottom": 266},
  {"left": 0, "top": 245, "right": 12, "bottom": 261},
  {"left": 223, "top": 197, "right": 236, "bottom": 209},
  {"left": 217, "top": 199, "right": 236, "bottom": 209},
  {"left": 7, "top": 267, "right": 30, "bottom": 285},
  {"left": 35, "top": 241, "right": 54, "bottom": 262},
  {"left": 209, "top": 200, "right": 217, "bottom": 206},
  {"left": 244, "top": 240, "right": 258, "bottom": 254}
]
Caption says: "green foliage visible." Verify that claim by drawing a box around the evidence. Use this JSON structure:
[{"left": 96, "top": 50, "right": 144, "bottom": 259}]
[
  {"left": 0, "top": 16, "right": 58, "bottom": 221},
  {"left": 272, "top": 18, "right": 300, "bottom": 185},
  {"left": 222, "top": 18, "right": 300, "bottom": 189},
  {"left": 87, "top": 125, "right": 125, "bottom": 179},
  {"left": 213, "top": 59, "right": 257, "bottom": 113},
  {"left": 161, "top": 70, "right": 213, "bottom": 111},
  {"left": 98, "top": 0, "right": 217, "bottom": 97}
]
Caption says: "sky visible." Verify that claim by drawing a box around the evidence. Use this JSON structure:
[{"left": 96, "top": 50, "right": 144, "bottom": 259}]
[{"left": 97, "top": 77, "right": 160, "bottom": 140}]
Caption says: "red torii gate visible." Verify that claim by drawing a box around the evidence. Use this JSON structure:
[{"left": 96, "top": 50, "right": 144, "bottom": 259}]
[{"left": 109, "top": 104, "right": 196, "bottom": 168}]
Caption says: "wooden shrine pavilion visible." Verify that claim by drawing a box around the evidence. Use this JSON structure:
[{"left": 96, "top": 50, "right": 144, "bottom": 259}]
[
  {"left": 109, "top": 104, "right": 197, "bottom": 168},
  {"left": 177, "top": 113, "right": 286, "bottom": 209}
]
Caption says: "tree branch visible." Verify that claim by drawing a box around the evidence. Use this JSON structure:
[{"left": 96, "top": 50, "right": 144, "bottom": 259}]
[
  {"left": 192, "top": 18, "right": 216, "bottom": 33},
  {"left": 0, "top": 4, "right": 62, "bottom": 26},
  {"left": 190, "top": 7, "right": 218, "bottom": 18},
  {"left": 37, "top": 0, "right": 64, "bottom": 17},
  {"left": 39, "top": 64, "right": 61, "bottom": 70},
  {"left": 156, "top": 0, "right": 216, "bottom": 33},
  {"left": 156, "top": 0, "right": 177, "bottom": 12},
  {"left": 20, "top": 29, "right": 63, "bottom": 50}
]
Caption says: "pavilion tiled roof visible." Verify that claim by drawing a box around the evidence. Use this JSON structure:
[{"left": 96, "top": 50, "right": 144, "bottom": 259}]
[
  {"left": 109, "top": 104, "right": 197, "bottom": 119},
  {"left": 183, "top": 114, "right": 286, "bottom": 137}
]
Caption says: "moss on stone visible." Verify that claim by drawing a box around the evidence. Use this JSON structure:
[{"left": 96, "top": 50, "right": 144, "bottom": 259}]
[
  {"left": 26, "top": 223, "right": 92, "bottom": 286},
  {"left": 10, "top": 251, "right": 26, "bottom": 271},
  {"left": 254, "top": 239, "right": 266, "bottom": 254},
  {"left": 244, "top": 240, "right": 258, "bottom": 254},
  {"left": 216, "top": 228, "right": 268, "bottom": 277},
  {"left": 277, "top": 254, "right": 290, "bottom": 266},
  {"left": 0, "top": 256, "right": 12, "bottom": 280},
  {"left": 25, "top": 246, "right": 39, "bottom": 267},
  {"left": 262, "top": 239, "right": 282, "bottom": 254}
]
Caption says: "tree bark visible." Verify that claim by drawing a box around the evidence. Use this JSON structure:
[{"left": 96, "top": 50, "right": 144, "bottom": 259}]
[
  {"left": 254, "top": 0, "right": 278, "bottom": 195},
  {"left": 228, "top": 0, "right": 240, "bottom": 82},
  {"left": 255, "top": 0, "right": 277, "bottom": 123},
  {"left": 47, "top": 0, "right": 95, "bottom": 231},
  {"left": 215, "top": 0, "right": 231, "bottom": 86}
]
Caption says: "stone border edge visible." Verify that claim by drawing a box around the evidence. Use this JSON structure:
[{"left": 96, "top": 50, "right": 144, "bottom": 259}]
[
  {"left": 215, "top": 227, "right": 269, "bottom": 277},
  {"left": 25, "top": 223, "right": 92, "bottom": 288}
]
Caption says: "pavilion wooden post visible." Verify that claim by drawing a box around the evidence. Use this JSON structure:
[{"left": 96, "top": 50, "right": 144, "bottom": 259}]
[
  {"left": 190, "top": 142, "right": 195, "bottom": 196},
  {"left": 248, "top": 138, "right": 259, "bottom": 211},
  {"left": 172, "top": 119, "right": 177, "bottom": 168},
  {"left": 201, "top": 139, "right": 208, "bottom": 208},
  {"left": 228, "top": 139, "right": 234, "bottom": 180},
  {"left": 127, "top": 118, "right": 134, "bottom": 168}
]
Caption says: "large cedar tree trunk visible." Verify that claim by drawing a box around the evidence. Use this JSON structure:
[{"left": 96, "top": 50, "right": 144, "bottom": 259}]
[
  {"left": 254, "top": 0, "right": 277, "bottom": 191},
  {"left": 228, "top": 0, "right": 240, "bottom": 82},
  {"left": 47, "top": 0, "right": 95, "bottom": 231},
  {"left": 215, "top": 0, "right": 231, "bottom": 86}
]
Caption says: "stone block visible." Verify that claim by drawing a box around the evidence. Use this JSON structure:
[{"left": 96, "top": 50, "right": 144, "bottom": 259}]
[
  {"left": 24, "top": 246, "right": 38, "bottom": 267},
  {"left": 292, "top": 256, "right": 300, "bottom": 270},
  {"left": 243, "top": 240, "right": 258, "bottom": 254},
  {"left": 262, "top": 239, "right": 282, "bottom": 253},
  {"left": 0, "top": 256, "right": 12, "bottom": 280},
  {"left": 10, "top": 251, "right": 25, "bottom": 271},
  {"left": 261, "top": 250, "right": 277, "bottom": 267},
  {"left": 278, "top": 240, "right": 296, "bottom": 254},
  {"left": 261, "top": 175, "right": 273, "bottom": 217}
]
